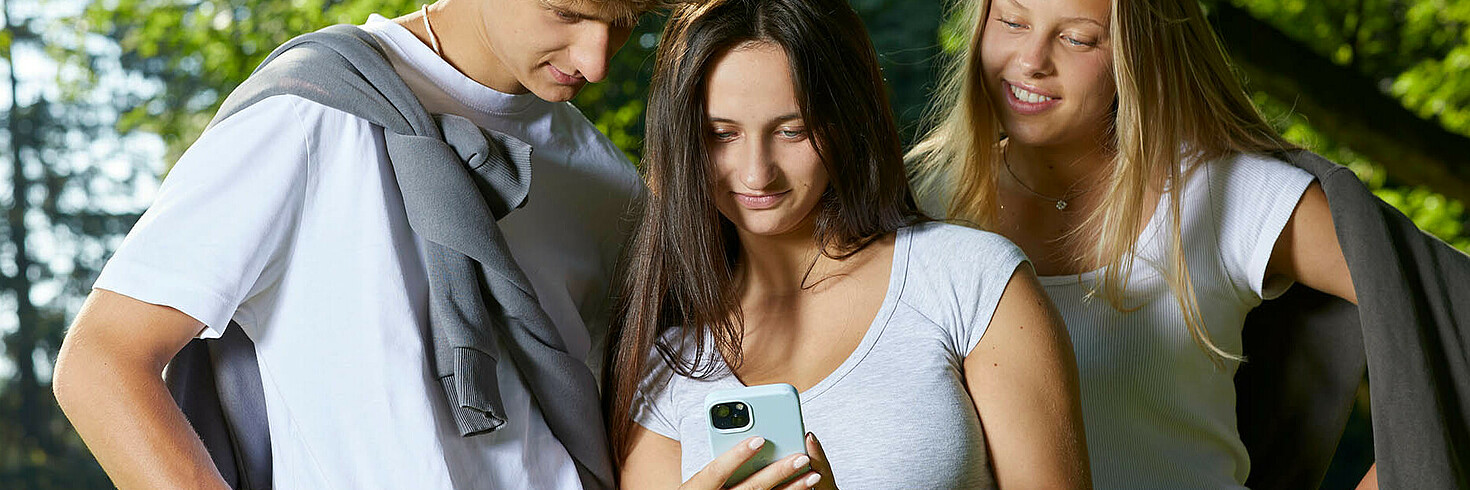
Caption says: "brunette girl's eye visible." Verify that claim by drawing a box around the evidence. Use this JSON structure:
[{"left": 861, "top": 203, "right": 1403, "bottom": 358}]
[
  {"left": 710, "top": 129, "right": 737, "bottom": 141},
  {"left": 778, "top": 129, "right": 807, "bottom": 139}
]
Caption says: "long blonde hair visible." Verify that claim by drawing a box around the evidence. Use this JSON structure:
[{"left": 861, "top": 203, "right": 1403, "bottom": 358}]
[{"left": 909, "top": 0, "right": 1297, "bottom": 365}]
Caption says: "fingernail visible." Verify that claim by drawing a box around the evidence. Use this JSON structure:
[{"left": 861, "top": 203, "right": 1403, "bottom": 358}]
[
  {"left": 807, "top": 432, "right": 817, "bottom": 443},
  {"left": 792, "top": 455, "right": 810, "bottom": 469},
  {"left": 747, "top": 436, "right": 765, "bottom": 450},
  {"left": 804, "top": 473, "right": 822, "bottom": 487}
]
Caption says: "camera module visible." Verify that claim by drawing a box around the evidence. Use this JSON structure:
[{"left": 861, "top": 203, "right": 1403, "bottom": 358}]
[{"left": 710, "top": 401, "right": 753, "bottom": 431}]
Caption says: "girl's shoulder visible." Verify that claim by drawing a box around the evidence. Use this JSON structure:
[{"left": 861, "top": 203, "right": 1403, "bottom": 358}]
[
  {"left": 903, "top": 221, "right": 1027, "bottom": 268},
  {"left": 1201, "top": 152, "right": 1315, "bottom": 195},
  {"left": 899, "top": 221, "right": 1029, "bottom": 305}
]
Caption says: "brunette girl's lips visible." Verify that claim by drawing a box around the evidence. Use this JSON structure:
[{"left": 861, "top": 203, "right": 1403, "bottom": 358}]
[
  {"left": 1002, "top": 80, "right": 1061, "bottom": 115},
  {"left": 548, "top": 65, "right": 583, "bottom": 85},
  {"left": 733, "top": 190, "right": 790, "bottom": 210}
]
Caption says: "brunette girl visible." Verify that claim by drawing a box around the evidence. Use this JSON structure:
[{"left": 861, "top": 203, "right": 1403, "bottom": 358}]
[{"left": 604, "top": 0, "right": 1092, "bottom": 487}]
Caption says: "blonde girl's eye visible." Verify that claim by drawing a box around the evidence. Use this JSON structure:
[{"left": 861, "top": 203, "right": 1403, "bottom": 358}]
[
  {"left": 552, "top": 9, "right": 579, "bottom": 22},
  {"left": 997, "top": 18, "right": 1025, "bottom": 29},
  {"left": 1063, "top": 35, "right": 1098, "bottom": 47}
]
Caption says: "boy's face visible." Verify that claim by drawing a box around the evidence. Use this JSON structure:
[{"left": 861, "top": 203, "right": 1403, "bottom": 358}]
[{"left": 482, "top": 0, "right": 639, "bottom": 102}]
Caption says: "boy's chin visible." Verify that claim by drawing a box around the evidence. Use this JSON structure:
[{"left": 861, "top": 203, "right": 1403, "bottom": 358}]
[{"left": 528, "top": 80, "right": 585, "bottom": 103}]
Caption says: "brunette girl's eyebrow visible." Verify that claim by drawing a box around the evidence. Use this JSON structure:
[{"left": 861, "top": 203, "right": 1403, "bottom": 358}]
[{"left": 707, "top": 114, "right": 803, "bottom": 124}]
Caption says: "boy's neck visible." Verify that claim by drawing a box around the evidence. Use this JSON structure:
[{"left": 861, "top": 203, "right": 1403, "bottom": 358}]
[{"left": 394, "top": 3, "right": 529, "bottom": 95}]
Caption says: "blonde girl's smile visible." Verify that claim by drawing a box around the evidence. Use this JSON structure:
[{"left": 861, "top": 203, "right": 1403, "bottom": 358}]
[{"left": 1003, "top": 80, "right": 1062, "bottom": 114}]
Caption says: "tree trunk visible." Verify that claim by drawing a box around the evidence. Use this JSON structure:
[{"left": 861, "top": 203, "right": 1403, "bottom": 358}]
[{"left": 3, "top": 0, "right": 51, "bottom": 457}]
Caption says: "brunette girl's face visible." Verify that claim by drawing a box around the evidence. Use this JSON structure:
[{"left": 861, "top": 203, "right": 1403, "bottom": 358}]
[
  {"left": 980, "top": 0, "right": 1114, "bottom": 147},
  {"left": 704, "top": 42, "right": 830, "bottom": 238}
]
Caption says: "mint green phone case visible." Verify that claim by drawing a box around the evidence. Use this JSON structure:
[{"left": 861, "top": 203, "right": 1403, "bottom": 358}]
[{"left": 704, "top": 383, "right": 807, "bottom": 486}]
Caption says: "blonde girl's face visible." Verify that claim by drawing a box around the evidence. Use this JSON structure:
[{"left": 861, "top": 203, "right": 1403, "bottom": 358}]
[
  {"left": 979, "top": 0, "right": 1115, "bottom": 147},
  {"left": 704, "top": 42, "right": 830, "bottom": 239}
]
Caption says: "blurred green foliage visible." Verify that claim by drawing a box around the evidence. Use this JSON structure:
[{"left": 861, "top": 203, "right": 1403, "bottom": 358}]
[
  {"left": 1257, "top": 92, "right": 1470, "bottom": 251},
  {"left": 1223, "top": 0, "right": 1470, "bottom": 251}
]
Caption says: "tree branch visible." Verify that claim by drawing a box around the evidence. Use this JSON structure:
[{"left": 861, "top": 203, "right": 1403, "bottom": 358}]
[{"left": 1210, "top": 2, "right": 1470, "bottom": 203}]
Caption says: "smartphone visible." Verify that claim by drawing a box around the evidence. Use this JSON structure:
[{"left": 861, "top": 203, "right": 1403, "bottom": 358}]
[{"left": 705, "top": 383, "right": 808, "bottom": 487}]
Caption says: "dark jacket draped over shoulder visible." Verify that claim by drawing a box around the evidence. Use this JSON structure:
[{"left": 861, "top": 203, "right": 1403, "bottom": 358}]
[{"left": 1237, "top": 149, "right": 1470, "bottom": 489}]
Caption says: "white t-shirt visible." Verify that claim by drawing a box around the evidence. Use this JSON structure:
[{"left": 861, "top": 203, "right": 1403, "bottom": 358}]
[
  {"left": 632, "top": 223, "right": 1027, "bottom": 488},
  {"left": 93, "top": 15, "right": 643, "bottom": 489},
  {"left": 1039, "top": 153, "right": 1314, "bottom": 489}
]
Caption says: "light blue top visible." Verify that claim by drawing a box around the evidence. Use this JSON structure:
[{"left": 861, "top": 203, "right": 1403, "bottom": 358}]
[{"left": 632, "top": 223, "right": 1028, "bottom": 488}]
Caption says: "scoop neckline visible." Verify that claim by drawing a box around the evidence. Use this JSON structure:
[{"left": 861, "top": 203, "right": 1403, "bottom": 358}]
[{"left": 717, "top": 226, "right": 913, "bottom": 402}]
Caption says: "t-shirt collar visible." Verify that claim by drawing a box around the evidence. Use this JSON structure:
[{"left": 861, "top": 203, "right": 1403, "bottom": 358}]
[{"left": 363, "top": 14, "right": 542, "bottom": 115}]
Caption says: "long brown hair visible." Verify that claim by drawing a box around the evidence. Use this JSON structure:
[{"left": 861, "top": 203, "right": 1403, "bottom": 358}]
[
  {"left": 603, "top": 0, "right": 921, "bottom": 460},
  {"left": 908, "top": 0, "right": 1297, "bottom": 366}
]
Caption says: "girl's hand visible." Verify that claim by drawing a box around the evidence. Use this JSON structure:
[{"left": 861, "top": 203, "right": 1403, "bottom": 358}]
[
  {"left": 679, "top": 435, "right": 831, "bottom": 490},
  {"left": 802, "top": 432, "right": 839, "bottom": 490}
]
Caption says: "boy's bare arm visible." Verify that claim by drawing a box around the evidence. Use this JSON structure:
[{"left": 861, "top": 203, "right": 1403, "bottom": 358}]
[{"left": 53, "top": 289, "right": 229, "bottom": 489}]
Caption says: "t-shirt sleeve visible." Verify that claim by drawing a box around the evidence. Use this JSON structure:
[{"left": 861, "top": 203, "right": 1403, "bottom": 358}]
[
  {"left": 1210, "top": 154, "right": 1315, "bottom": 303},
  {"left": 956, "top": 236, "right": 1030, "bottom": 356},
  {"left": 914, "top": 225, "right": 1031, "bottom": 357},
  {"left": 630, "top": 361, "right": 681, "bottom": 441},
  {"left": 92, "top": 95, "right": 313, "bottom": 338}
]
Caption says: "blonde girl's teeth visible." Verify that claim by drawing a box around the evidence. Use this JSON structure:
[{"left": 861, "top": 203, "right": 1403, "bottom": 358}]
[{"left": 1010, "top": 84, "right": 1054, "bottom": 103}]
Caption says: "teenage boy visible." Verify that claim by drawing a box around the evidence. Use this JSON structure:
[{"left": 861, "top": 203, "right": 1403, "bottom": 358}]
[{"left": 53, "top": 0, "right": 657, "bottom": 487}]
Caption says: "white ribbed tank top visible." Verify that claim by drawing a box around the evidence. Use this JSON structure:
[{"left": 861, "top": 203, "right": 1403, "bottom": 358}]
[{"left": 1041, "top": 153, "right": 1314, "bottom": 489}]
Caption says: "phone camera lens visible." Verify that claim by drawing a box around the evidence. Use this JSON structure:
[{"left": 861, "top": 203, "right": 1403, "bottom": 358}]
[{"left": 711, "top": 402, "right": 752, "bottom": 430}]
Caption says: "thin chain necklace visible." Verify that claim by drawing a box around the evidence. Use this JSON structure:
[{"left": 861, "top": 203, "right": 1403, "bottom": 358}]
[
  {"left": 1001, "top": 145, "right": 1091, "bottom": 211},
  {"left": 421, "top": 4, "right": 444, "bottom": 57}
]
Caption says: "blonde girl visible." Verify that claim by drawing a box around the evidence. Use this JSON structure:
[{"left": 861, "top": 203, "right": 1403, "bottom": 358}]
[{"left": 911, "top": 0, "right": 1365, "bottom": 487}]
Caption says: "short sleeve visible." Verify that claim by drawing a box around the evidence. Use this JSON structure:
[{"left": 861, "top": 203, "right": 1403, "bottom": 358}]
[
  {"left": 907, "top": 224, "right": 1031, "bottom": 357},
  {"left": 956, "top": 236, "right": 1030, "bottom": 356},
  {"left": 1209, "top": 154, "right": 1315, "bottom": 303},
  {"left": 93, "top": 95, "right": 313, "bottom": 337},
  {"left": 630, "top": 361, "right": 681, "bottom": 441}
]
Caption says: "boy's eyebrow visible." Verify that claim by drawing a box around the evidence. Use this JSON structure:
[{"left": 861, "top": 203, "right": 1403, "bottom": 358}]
[{"left": 540, "top": 0, "right": 643, "bottom": 28}]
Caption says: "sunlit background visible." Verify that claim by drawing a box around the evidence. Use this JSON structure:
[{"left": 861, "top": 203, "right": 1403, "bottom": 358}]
[{"left": 3, "top": 0, "right": 1466, "bottom": 486}]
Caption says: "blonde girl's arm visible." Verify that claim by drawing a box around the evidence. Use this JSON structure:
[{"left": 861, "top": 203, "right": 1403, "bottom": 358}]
[
  {"left": 1266, "top": 182, "right": 1356, "bottom": 305},
  {"left": 1265, "top": 182, "right": 1369, "bottom": 486},
  {"left": 964, "top": 264, "right": 1092, "bottom": 489}
]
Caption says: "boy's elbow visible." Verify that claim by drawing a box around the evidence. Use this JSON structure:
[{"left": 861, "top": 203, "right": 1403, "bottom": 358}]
[{"left": 52, "top": 328, "right": 95, "bottom": 418}]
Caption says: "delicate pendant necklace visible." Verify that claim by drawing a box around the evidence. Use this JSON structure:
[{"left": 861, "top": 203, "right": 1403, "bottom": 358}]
[
  {"left": 1002, "top": 146, "right": 1089, "bottom": 210},
  {"left": 422, "top": 4, "right": 444, "bottom": 57}
]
